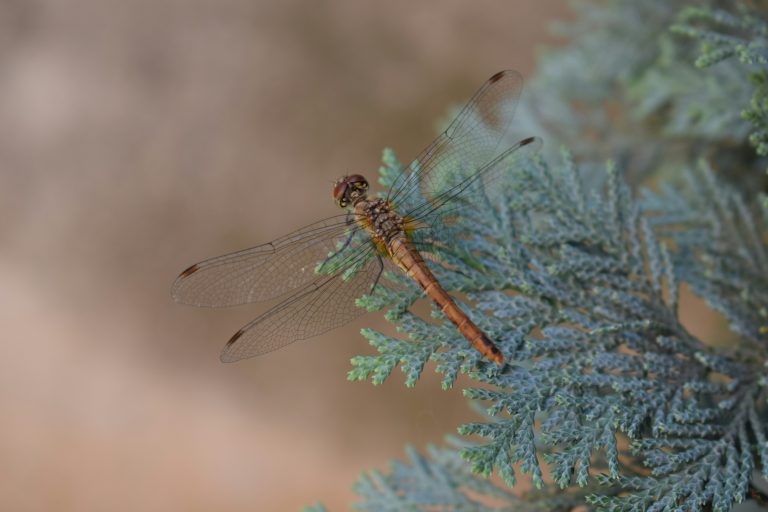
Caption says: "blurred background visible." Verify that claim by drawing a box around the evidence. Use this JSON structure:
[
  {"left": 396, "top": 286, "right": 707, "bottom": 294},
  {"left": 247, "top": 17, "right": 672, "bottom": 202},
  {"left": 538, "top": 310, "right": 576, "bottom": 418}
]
[{"left": 0, "top": 1, "right": 568, "bottom": 509}]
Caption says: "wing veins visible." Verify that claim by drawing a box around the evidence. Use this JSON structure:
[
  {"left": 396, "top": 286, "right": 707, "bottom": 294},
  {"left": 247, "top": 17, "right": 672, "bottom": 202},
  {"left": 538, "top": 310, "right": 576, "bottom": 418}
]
[
  {"left": 172, "top": 215, "right": 364, "bottom": 306},
  {"left": 405, "top": 137, "right": 541, "bottom": 223},
  {"left": 387, "top": 70, "right": 523, "bottom": 206},
  {"left": 220, "top": 245, "right": 378, "bottom": 361}
]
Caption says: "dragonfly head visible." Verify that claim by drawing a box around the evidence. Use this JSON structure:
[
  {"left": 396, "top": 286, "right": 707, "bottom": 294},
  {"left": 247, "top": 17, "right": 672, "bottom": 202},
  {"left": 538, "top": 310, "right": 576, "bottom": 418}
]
[{"left": 333, "top": 174, "right": 369, "bottom": 209}]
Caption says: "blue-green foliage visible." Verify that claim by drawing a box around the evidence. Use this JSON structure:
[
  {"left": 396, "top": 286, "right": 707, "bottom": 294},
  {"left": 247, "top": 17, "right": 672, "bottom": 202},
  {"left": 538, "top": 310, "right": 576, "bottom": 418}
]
[
  {"left": 317, "top": 1, "right": 768, "bottom": 511},
  {"left": 302, "top": 504, "right": 329, "bottom": 512},
  {"left": 348, "top": 143, "right": 767, "bottom": 511},
  {"left": 672, "top": 5, "right": 768, "bottom": 161},
  {"left": 353, "top": 442, "right": 597, "bottom": 512},
  {"left": 516, "top": 1, "right": 762, "bottom": 189}
]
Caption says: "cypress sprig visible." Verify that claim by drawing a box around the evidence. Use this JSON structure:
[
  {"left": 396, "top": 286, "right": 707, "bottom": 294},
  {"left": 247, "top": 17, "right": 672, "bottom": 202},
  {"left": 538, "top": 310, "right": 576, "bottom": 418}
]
[{"left": 349, "top": 147, "right": 767, "bottom": 511}]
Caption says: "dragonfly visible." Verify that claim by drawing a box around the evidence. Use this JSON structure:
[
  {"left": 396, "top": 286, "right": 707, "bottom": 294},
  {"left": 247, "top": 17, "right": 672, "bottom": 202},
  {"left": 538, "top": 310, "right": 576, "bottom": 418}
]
[{"left": 172, "top": 70, "right": 541, "bottom": 364}]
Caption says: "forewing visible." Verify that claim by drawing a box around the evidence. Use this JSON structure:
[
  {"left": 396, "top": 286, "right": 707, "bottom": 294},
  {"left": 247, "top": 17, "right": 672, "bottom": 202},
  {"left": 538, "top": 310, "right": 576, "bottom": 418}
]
[
  {"left": 387, "top": 70, "right": 523, "bottom": 210},
  {"left": 171, "top": 215, "right": 358, "bottom": 307},
  {"left": 220, "top": 248, "right": 381, "bottom": 362}
]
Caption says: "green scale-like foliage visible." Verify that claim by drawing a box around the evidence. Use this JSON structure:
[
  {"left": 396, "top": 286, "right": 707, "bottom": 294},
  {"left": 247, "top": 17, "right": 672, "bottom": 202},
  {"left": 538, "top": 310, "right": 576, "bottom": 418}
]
[
  {"left": 346, "top": 146, "right": 768, "bottom": 511},
  {"left": 673, "top": 5, "right": 768, "bottom": 163},
  {"left": 308, "top": 1, "right": 768, "bottom": 511},
  {"left": 353, "top": 442, "right": 599, "bottom": 512},
  {"left": 514, "top": 0, "right": 765, "bottom": 191}
]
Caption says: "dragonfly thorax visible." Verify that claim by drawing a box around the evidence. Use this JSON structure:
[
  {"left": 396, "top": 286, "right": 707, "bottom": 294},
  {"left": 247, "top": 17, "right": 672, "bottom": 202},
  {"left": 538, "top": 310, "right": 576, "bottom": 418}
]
[
  {"left": 356, "top": 197, "right": 405, "bottom": 247},
  {"left": 333, "top": 174, "right": 369, "bottom": 208}
]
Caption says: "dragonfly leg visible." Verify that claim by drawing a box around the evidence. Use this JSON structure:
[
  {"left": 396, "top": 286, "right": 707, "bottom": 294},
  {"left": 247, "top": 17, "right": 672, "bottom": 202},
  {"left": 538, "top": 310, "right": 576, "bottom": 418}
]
[
  {"left": 370, "top": 254, "right": 385, "bottom": 294},
  {"left": 317, "top": 215, "right": 357, "bottom": 272}
]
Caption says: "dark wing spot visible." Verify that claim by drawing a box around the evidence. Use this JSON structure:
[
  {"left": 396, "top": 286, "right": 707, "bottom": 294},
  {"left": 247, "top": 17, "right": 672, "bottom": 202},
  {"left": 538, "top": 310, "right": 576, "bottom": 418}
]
[
  {"left": 179, "top": 263, "right": 200, "bottom": 278},
  {"left": 489, "top": 70, "right": 505, "bottom": 83},
  {"left": 225, "top": 329, "right": 244, "bottom": 348},
  {"left": 520, "top": 136, "right": 536, "bottom": 146}
]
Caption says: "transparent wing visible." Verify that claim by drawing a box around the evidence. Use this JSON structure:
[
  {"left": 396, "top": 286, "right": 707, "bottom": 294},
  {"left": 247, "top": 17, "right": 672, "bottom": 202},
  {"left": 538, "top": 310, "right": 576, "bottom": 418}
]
[
  {"left": 171, "top": 215, "right": 360, "bottom": 307},
  {"left": 220, "top": 248, "right": 384, "bottom": 362},
  {"left": 387, "top": 70, "right": 524, "bottom": 211},
  {"left": 407, "top": 136, "right": 542, "bottom": 226}
]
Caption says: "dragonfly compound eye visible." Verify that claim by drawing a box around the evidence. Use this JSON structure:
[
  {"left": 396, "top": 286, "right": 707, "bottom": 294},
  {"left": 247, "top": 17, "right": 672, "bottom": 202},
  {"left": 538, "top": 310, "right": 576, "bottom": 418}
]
[
  {"left": 332, "top": 179, "right": 347, "bottom": 201},
  {"left": 346, "top": 174, "right": 368, "bottom": 190}
]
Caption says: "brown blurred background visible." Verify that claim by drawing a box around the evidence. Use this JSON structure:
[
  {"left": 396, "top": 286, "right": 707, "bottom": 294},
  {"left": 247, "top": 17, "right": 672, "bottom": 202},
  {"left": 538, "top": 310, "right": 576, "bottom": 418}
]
[{"left": 0, "top": 1, "right": 567, "bottom": 510}]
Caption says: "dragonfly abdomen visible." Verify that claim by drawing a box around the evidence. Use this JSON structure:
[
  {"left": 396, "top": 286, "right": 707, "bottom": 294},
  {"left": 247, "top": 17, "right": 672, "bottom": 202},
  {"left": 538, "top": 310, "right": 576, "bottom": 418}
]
[{"left": 387, "top": 237, "right": 504, "bottom": 365}]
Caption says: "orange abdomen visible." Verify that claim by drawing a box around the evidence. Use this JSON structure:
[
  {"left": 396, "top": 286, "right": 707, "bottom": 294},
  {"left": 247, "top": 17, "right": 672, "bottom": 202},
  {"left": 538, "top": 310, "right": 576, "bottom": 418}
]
[{"left": 387, "top": 237, "right": 504, "bottom": 365}]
